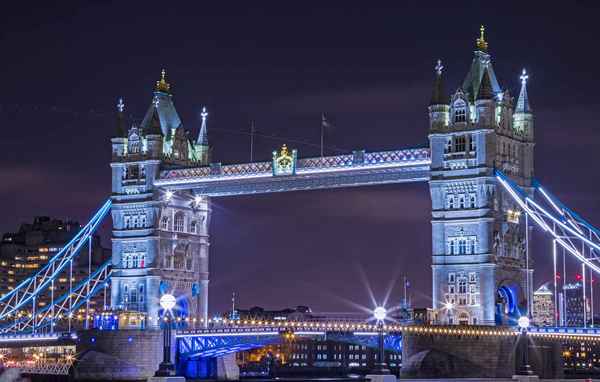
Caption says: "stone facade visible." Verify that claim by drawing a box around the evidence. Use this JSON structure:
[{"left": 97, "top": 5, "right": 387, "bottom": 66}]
[{"left": 428, "top": 30, "right": 535, "bottom": 325}]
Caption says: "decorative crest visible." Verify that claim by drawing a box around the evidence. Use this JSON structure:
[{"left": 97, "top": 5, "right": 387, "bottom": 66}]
[
  {"left": 117, "top": 97, "right": 125, "bottom": 113},
  {"left": 155, "top": 69, "right": 171, "bottom": 93},
  {"left": 272, "top": 144, "right": 297, "bottom": 176},
  {"left": 476, "top": 25, "right": 488, "bottom": 51},
  {"left": 435, "top": 59, "right": 444, "bottom": 75},
  {"left": 520, "top": 69, "right": 529, "bottom": 86}
]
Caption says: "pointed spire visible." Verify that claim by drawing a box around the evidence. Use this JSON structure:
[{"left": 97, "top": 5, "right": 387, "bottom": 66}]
[
  {"left": 477, "top": 68, "right": 494, "bottom": 100},
  {"left": 155, "top": 69, "right": 171, "bottom": 93},
  {"left": 197, "top": 106, "right": 209, "bottom": 145},
  {"left": 430, "top": 59, "right": 449, "bottom": 105},
  {"left": 476, "top": 25, "right": 488, "bottom": 52},
  {"left": 147, "top": 102, "right": 163, "bottom": 136},
  {"left": 115, "top": 97, "right": 126, "bottom": 137},
  {"left": 516, "top": 69, "right": 532, "bottom": 113}
]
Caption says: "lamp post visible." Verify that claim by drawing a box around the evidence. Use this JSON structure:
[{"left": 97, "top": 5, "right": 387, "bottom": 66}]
[
  {"left": 155, "top": 293, "right": 176, "bottom": 377},
  {"left": 517, "top": 316, "right": 534, "bottom": 376},
  {"left": 371, "top": 306, "right": 390, "bottom": 375}
]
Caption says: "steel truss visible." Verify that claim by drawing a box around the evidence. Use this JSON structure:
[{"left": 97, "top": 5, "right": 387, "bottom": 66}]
[
  {"left": 0, "top": 200, "right": 112, "bottom": 333},
  {"left": 8, "top": 360, "right": 73, "bottom": 375}
]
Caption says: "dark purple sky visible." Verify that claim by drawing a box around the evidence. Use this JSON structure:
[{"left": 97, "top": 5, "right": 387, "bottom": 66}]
[{"left": 2, "top": 2, "right": 600, "bottom": 315}]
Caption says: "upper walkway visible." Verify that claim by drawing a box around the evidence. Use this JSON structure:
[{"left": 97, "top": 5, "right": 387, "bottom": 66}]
[{"left": 155, "top": 147, "right": 431, "bottom": 196}]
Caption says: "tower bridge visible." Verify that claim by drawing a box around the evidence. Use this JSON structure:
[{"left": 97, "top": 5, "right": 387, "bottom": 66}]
[{"left": 1, "top": 28, "right": 600, "bottom": 379}]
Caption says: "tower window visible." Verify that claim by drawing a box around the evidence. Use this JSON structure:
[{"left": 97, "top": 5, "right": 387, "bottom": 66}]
[
  {"left": 454, "top": 135, "right": 466, "bottom": 152},
  {"left": 160, "top": 216, "right": 169, "bottom": 231},
  {"left": 444, "top": 138, "right": 452, "bottom": 154},
  {"left": 447, "top": 194, "right": 455, "bottom": 209},
  {"left": 174, "top": 212, "right": 185, "bottom": 232},
  {"left": 189, "top": 221, "right": 198, "bottom": 234},
  {"left": 448, "top": 273, "right": 455, "bottom": 283},
  {"left": 453, "top": 100, "right": 467, "bottom": 123},
  {"left": 469, "top": 135, "right": 476, "bottom": 151},
  {"left": 459, "top": 194, "right": 465, "bottom": 209},
  {"left": 469, "top": 194, "right": 476, "bottom": 208}
]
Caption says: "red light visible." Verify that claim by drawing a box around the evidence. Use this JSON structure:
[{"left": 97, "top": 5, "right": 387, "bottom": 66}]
[
  {"left": 555, "top": 273, "right": 561, "bottom": 280},
  {"left": 576, "top": 274, "right": 583, "bottom": 281}
]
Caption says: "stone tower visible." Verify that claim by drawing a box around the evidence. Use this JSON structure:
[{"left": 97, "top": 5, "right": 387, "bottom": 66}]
[
  {"left": 428, "top": 27, "right": 535, "bottom": 325},
  {"left": 110, "top": 71, "right": 211, "bottom": 327}
]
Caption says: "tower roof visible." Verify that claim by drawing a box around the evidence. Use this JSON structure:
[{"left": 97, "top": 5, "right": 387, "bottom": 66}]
[
  {"left": 476, "top": 69, "right": 494, "bottom": 100},
  {"left": 534, "top": 284, "right": 553, "bottom": 296},
  {"left": 515, "top": 69, "right": 532, "bottom": 113},
  {"left": 147, "top": 105, "right": 163, "bottom": 136},
  {"left": 197, "top": 106, "right": 209, "bottom": 146},
  {"left": 462, "top": 27, "right": 501, "bottom": 101},
  {"left": 430, "top": 59, "right": 449, "bottom": 105},
  {"left": 115, "top": 97, "right": 126, "bottom": 137},
  {"left": 140, "top": 70, "right": 183, "bottom": 136}
]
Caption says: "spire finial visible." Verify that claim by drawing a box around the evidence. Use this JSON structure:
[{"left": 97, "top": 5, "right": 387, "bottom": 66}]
[
  {"left": 435, "top": 59, "right": 444, "bottom": 75},
  {"left": 155, "top": 69, "right": 171, "bottom": 93},
  {"left": 153, "top": 95, "right": 159, "bottom": 108},
  {"left": 201, "top": 106, "right": 208, "bottom": 122},
  {"left": 520, "top": 68, "right": 529, "bottom": 86},
  {"left": 197, "top": 106, "right": 209, "bottom": 146},
  {"left": 117, "top": 97, "right": 125, "bottom": 113},
  {"left": 476, "top": 25, "right": 488, "bottom": 51}
]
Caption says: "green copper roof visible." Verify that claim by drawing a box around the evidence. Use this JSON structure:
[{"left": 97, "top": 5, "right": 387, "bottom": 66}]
[
  {"left": 140, "top": 91, "right": 183, "bottom": 136},
  {"left": 462, "top": 51, "right": 501, "bottom": 102}
]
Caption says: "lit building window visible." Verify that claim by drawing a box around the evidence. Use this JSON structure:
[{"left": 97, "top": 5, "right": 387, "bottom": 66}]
[
  {"left": 174, "top": 212, "right": 185, "bottom": 232},
  {"left": 160, "top": 216, "right": 169, "bottom": 231},
  {"left": 453, "top": 100, "right": 467, "bottom": 123}
]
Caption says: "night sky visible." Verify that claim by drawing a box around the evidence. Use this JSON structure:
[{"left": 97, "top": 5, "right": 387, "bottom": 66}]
[{"left": 2, "top": 2, "right": 600, "bottom": 315}]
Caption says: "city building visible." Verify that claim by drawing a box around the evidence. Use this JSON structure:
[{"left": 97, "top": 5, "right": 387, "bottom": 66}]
[
  {"left": 0, "top": 216, "right": 110, "bottom": 319},
  {"left": 563, "top": 282, "right": 587, "bottom": 327},
  {"left": 533, "top": 284, "right": 554, "bottom": 326},
  {"left": 429, "top": 26, "right": 534, "bottom": 325}
]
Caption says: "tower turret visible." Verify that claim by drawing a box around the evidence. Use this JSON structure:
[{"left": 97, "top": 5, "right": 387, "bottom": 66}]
[
  {"left": 513, "top": 69, "right": 534, "bottom": 141},
  {"left": 111, "top": 97, "right": 127, "bottom": 158},
  {"left": 475, "top": 69, "right": 496, "bottom": 127},
  {"left": 145, "top": 101, "right": 164, "bottom": 159},
  {"left": 428, "top": 60, "right": 450, "bottom": 132},
  {"left": 194, "top": 106, "right": 210, "bottom": 164}
]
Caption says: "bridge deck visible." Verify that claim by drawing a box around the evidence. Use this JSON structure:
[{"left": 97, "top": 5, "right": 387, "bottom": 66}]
[{"left": 156, "top": 148, "right": 431, "bottom": 196}]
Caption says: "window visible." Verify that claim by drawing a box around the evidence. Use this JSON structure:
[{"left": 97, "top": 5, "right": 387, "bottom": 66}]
[
  {"left": 445, "top": 138, "right": 452, "bottom": 154},
  {"left": 448, "top": 273, "right": 455, "bottom": 283},
  {"left": 469, "top": 284, "right": 477, "bottom": 294},
  {"left": 449, "top": 285, "right": 455, "bottom": 294},
  {"left": 160, "top": 216, "right": 169, "bottom": 231},
  {"left": 174, "top": 212, "right": 185, "bottom": 232},
  {"left": 458, "top": 239, "right": 467, "bottom": 255},
  {"left": 459, "top": 194, "right": 465, "bottom": 209},
  {"left": 469, "top": 272, "right": 476, "bottom": 283},
  {"left": 454, "top": 135, "right": 466, "bottom": 152},
  {"left": 469, "top": 135, "right": 476, "bottom": 151},
  {"left": 453, "top": 100, "right": 467, "bottom": 123},
  {"left": 189, "top": 221, "right": 198, "bottom": 234},
  {"left": 458, "top": 279, "right": 467, "bottom": 294},
  {"left": 447, "top": 194, "right": 455, "bottom": 209},
  {"left": 139, "top": 284, "right": 145, "bottom": 303},
  {"left": 469, "top": 194, "right": 476, "bottom": 208}
]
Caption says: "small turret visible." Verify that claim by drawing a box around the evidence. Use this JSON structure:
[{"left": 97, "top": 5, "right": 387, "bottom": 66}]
[
  {"left": 194, "top": 106, "right": 210, "bottom": 164},
  {"left": 145, "top": 101, "right": 164, "bottom": 158},
  {"left": 513, "top": 69, "right": 534, "bottom": 140},
  {"left": 475, "top": 69, "right": 495, "bottom": 127},
  {"left": 428, "top": 60, "right": 450, "bottom": 131},
  {"left": 111, "top": 97, "right": 127, "bottom": 157}
]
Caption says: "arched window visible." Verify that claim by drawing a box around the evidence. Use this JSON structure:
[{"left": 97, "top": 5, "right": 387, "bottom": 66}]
[
  {"left": 444, "top": 138, "right": 452, "bottom": 154},
  {"left": 459, "top": 239, "right": 467, "bottom": 255},
  {"left": 458, "top": 195, "right": 465, "bottom": 209},
  {"left": 454, "top": 135, "right": 466, "bottom": 152},
  {"left": 174, "top": 212, "right": 185, "bottom": 232},
  {"left": 186, "top": 255, "right": 193, "bottom": 271},
  {"left": 189, "top": 221, "right": 198, "bottom": 234},
  {"left": 453, "top": 100, "right": 467, "bottom": 123},
  {"left": 458, "top": 279, "right": 467, "bottom": 294},
  {"left": 469, "top": 135, "right": 476, "bottom": 151},
  {"left": 140, "top": 253, "right": 145, "bottom": 268},
  {"left": 469, "top": 194, "right": 476, "bottom": 208},
  {"left": 132, "top": 254, "right": 139, "bottom": 268},
  {"left": 160, "top": 216, "right": 169, "bottom": 231},
  {"left": 123, "top": 284, "right": 129, "bottom": 305},
  {"left": 447, "top": 195, "right": 455, "bottom": 209}
]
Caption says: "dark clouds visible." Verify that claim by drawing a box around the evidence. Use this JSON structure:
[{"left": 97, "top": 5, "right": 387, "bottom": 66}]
[{"left": 1, "top": 1, "right": 600, "bottom": 314}]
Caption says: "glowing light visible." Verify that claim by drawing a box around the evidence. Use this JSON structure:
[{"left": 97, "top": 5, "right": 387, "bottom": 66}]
[
  {"left": 160, "top": 293, "right": 176, "bottom": 311},
  {"left": 517, "top": 316, "right": 530, "bottom": 330},
  {"left": 373, "top": 306, "right": 387, "bottom": 321},
  {"left": 194, "top": 195, "right": 203, "bottom": 206},
  {"left": 445, "top": 302, "right": 454, "bottom": 310},
  {"left": 165, "top": 190, "right": 174, "bottom": 201}
]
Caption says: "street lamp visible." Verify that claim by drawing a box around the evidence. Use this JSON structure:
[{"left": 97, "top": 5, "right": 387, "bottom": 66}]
[
  {"left": 154, "top": 293, "right": 177, "bottom": 377},
  {"left": 371, "top": 306, "right": 390, "bottom": 375},
  {"left": 517, "top": 316, "right": 534, "bottom": 376}
]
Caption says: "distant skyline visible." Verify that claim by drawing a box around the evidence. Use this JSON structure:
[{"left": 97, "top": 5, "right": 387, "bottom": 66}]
[{"left": 2, "top": 2, "right": 600, "bottom": 314}]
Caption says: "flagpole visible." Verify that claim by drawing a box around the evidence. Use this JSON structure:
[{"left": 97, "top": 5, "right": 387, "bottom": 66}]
[
  {"left": 250, "top": 121, "right": 255, "bottom": 162},
  {"left": 320, "top": 114, "right": 324, "bottom": 157}
]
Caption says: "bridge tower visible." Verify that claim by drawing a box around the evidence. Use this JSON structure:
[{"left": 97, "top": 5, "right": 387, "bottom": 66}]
[
  {"left": 110, "top": 71, "right": 211, "bottom": 327},
  {"left": 428, "top": 27, "right": 535, "bottom": 325}
]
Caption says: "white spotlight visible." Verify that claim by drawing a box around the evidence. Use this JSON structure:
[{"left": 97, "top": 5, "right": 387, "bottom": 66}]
[{"left": 373, "top": 306, "right": 387, "bottom": 322}]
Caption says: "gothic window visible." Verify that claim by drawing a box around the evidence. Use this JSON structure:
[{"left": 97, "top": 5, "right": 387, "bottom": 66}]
[
  {"left": 139, "top": 214, "right": 147, "bottom": 228},
  {"left": 126, "top": 254, "right": 133, "bottom": 268},
  {"left": 160, "top": 216, "right": 169, "bottom": 231},
  {"left": 123, "top": 284, "right": 129, "bottom": 305},
  {"left": 449, "top": 285, "right": 455, "bottom": 294},
  {"left": 469, "top": 284, "right": 477, "bottom": 294},
  {"left": 469, "top": 194, "right": 476, "bottom": 208},
  {"left": 469, "top": 272, "right": 476, "bottom": 283},
  {"left": 132, "top": 254, "right": 139, "bottom": 268},
  {"left": 186, "top": 254, "right": 193, "bottom": 271},
  {"left": 140, "top": 253, "right": 145, "bottom": 268},
  {"left": 130, "top": 287, "right": 138, "bottom": 305},
  {"left": 458, "top": 239, "right": 467, "bottom": 255},
  {"left": 174, "top": 245, "right": 186, "bottom": 269},
  {"left": 458, "top": 194, "right": 465, "bottom": 209},
  {"left": 139, "top": 284, "right": 145, "bottom": 303},
  {"left": 453, "top": 100, "right": 467, "bottom": 123},
  {"left": 446, "top": 194, "right": 455, "bottom": 209},
  {"left": 458, "top": 279, "right": 467, "bottom": 294},
  {"left": 126, "top": 165, "right": 140, "bottom": 180},
  {"left": 189, "top": 221, "right": 198, "bottom": 234},
  {"left": 444, "top": 138, "right": 452, "bottom": 154},
  {"left": 454, "top": 135, "right": 466, "bottom": 152},
  {"left": 123, "top": 215, "right": 131, "bottom": 229},
  {"left": 174, "top": 212, "right": 185, "bottom": 233},
  {"left": 469, "top": 135, "right": 476, "bottom": 151},
  {"left": 448, "top": 273, "right": 455, "bottom": 283},
  {"left": 470, "top": 239, "right": 476, "bottom": 254}
]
